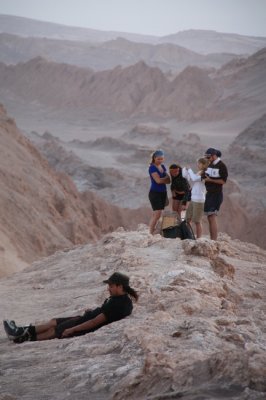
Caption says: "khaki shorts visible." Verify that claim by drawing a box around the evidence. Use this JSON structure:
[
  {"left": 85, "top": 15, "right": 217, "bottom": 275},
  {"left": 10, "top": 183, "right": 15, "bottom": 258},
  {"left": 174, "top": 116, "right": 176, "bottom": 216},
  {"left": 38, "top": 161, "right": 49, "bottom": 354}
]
[{"left": 186, "top": 201, "right": 204, "bottom": 223}]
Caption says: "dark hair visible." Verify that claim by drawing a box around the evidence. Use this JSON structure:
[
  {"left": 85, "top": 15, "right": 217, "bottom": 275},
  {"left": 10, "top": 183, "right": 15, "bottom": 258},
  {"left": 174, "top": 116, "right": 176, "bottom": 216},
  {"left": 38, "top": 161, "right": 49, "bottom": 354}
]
[
  {"left": 169, "top": 163, "right": 181, "bottom": 170},
  {"left": 124, "top": 285, "right": 139, "bottom": 302},
  {"left": 216, "top": 150, "right": 222, "bottom": 157}
]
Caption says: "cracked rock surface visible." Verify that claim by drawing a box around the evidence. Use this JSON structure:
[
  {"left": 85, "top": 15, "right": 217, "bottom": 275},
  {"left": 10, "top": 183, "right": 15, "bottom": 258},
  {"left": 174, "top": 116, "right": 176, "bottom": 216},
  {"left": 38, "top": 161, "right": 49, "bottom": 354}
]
[{"left": 0, "top": 228, "right": 265, "bottom": 400}]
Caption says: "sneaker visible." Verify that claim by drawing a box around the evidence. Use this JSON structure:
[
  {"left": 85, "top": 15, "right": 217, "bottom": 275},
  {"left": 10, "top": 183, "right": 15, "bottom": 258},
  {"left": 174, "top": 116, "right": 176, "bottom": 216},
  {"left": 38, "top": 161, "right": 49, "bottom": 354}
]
[{"left": 3, "top": 319, "right": 28, "bottom": 340}]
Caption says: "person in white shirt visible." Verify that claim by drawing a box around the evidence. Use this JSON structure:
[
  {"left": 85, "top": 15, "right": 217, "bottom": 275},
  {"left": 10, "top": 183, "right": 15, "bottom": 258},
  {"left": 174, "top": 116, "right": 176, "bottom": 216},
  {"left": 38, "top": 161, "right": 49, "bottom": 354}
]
[{"left": 183, "top": 158, "right": 209, "bottom": 238}]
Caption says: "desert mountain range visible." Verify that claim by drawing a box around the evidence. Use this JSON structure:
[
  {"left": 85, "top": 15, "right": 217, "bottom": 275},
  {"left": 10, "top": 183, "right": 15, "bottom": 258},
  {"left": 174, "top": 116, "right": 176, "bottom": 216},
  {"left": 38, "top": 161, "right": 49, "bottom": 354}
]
[
  {"left": 0, "top": 48, "right": 265, "bottom": 121},
  {"left": 0, "top": 32, "right": 239, "bottom": 72},
  {"left": 1, "top": 14, "right": 266, "bottom": 54}
]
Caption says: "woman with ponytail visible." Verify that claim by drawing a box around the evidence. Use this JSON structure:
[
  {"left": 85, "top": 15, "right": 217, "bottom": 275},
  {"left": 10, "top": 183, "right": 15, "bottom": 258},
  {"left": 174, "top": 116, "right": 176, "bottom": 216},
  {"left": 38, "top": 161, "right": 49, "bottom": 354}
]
[
  {"left": 148, "top": 149, "right": 170, "bottom": 234},
  {"left": 4, "top": 272, "right": 138, "bottom": 343}
]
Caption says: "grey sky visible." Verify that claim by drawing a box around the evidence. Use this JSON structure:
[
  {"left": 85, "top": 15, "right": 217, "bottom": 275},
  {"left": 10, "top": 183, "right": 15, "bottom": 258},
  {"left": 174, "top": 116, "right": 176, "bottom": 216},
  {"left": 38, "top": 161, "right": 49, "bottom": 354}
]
[{"left": 0, "top": 0, "right": 266, "bottom": 37}]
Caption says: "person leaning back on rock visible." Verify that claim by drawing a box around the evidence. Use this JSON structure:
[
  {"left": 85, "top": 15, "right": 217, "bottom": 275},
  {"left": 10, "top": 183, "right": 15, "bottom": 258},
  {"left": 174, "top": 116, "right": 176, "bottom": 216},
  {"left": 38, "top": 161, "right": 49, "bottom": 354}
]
[{"left": 3, "top": 272, "right": 138, "bottom": 343}]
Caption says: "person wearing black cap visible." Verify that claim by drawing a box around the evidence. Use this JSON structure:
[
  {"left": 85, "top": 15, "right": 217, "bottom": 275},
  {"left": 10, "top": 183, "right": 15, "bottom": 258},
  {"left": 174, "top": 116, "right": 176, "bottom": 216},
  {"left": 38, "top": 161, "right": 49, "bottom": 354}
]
[
  {"left": 204, "top": 148, "right": 228, "bottom": 240},
  {"left": 3, "top": 272, "right": 138, "bottom": 343}
]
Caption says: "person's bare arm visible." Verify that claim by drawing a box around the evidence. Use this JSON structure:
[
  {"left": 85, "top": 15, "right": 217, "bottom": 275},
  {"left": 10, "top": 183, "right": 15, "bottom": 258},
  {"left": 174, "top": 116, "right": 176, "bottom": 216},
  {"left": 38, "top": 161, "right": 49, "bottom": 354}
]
[
  {"left": 187, "top": 168, "right": 201, "bottom": 182},
  {"left": 62, "top": 313, "right": 107, "bottom": 337},
  {"left": 151, "top": 172, "right": 170, "bottom": 184}
]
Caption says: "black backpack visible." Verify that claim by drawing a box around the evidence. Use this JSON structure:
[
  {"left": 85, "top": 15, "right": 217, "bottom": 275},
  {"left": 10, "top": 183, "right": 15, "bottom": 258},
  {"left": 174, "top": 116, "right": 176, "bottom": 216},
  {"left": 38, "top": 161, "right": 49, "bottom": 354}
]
[
  {"left": 162, "top": 218, "right": 195, "bottom": 240},
  {"left": 177, "top": 220, "right": 195, "bottom": 240}
]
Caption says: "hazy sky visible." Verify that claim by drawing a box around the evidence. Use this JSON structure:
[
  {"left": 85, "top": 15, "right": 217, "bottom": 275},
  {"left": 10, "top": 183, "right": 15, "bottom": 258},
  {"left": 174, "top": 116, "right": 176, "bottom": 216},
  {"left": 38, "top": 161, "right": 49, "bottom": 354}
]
[{"left": 0, "top": 0, "right": 266, "bottom": 37}]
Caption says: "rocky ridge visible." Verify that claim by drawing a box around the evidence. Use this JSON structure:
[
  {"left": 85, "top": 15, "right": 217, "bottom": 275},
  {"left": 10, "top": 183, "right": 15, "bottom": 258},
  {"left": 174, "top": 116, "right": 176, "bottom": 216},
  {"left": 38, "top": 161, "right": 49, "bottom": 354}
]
[
  {"left": 0, "top": 51, "right": 265, "bottom": 121},
  {"left": 0, "top": 32, "right": 238, "bottom": 72},
  {"left": 1, "top": 14, "right": 266, "bottom": 54},
  {"left": 0, "top": 227, "right": 265, "bottom": 399}
]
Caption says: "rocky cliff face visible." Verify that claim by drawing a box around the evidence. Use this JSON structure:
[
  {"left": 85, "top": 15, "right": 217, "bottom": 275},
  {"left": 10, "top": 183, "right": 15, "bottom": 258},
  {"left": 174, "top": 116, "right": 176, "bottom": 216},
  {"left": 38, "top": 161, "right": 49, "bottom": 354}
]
[
  {"left": 0, "top": 105, "right": 150, "bottom": 277},
  {"left": 224, "top": 113, "right": 266, "bottom": 250},
  {"left": 0, "top": 227, "right": 265, "bottom": 399}
]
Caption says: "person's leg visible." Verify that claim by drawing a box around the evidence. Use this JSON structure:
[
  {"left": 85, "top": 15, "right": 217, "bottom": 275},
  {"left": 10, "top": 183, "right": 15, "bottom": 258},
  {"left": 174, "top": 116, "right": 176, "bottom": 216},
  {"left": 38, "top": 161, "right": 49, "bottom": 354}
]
[
  {"left": 172, "top": 199, "right": 183, "bottom": 217},
  {"left": 35, "top": 319, "right": 57, "bottom": 334},
  {"left": 204, "top": 193, "right": 219, "bottom": 240},
  {"left": 195, "top": 222, "right": 202, "bottom": 239},
  {"left": 149, "top": 210, "right": 162, "bottom": 234},
  {"left": 172, "top": 198, "right": 178, "bottom": 212},
  {"left": 36, "top": 316, "right": 84, "bottom": 341},
  {"left": 208, "top": 214, "right": 218, "bottom": 240},
  {"left": 186, "top": 202, "right": 193, "bottom": 223},
  {"left": 193, "top": 202, "right": 203, "bottom": 239},
  {"left": 149, "top": 191, "right": 165, "bottom": 234},
  {"left": 36, "top": 326, "right": 56, "bottom": 341},
  {"left": 5, "top": 316, "right": 81, "bottom": 343}
]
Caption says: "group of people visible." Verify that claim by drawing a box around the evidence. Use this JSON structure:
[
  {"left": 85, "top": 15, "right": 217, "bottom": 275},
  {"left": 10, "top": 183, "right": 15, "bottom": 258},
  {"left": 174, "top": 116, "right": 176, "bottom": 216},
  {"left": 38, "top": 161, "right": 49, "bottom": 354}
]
[
  {"left": 3, "top": 148, "right": 228, "bottom": 345},
  {"left": 148, "top": 148, "right": 228, "bottom": 240}
]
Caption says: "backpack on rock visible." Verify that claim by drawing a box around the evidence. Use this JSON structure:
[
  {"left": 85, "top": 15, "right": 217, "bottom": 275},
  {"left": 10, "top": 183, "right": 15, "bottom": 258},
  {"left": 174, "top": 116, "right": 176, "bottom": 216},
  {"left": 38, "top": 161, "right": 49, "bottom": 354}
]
[{"left": 160, "top": 212, "right": 195, "bottom": 240}]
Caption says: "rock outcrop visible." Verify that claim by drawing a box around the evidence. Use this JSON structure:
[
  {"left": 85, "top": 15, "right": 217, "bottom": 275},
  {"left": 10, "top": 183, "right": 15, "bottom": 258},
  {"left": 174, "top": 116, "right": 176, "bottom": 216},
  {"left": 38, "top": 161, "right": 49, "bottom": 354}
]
[{"left": 0, "top": 227, "right": 265, "bottom": 399}]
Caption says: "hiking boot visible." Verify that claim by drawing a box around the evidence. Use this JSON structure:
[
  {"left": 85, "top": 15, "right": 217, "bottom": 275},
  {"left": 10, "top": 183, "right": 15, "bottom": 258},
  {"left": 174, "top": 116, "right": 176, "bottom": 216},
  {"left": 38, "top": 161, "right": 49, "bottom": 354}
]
[
  {"left": 3, "top": 319, "right": 30, "bottom": 341},
  {"left": 13, "top": 328, "right": 31, "bottom": 343}
]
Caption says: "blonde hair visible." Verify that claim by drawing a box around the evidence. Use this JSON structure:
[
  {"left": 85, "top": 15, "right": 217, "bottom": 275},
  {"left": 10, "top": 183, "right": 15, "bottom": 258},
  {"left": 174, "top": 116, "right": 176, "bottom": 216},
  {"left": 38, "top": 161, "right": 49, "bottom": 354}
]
[{"left": 197, "top": 157, "right": 209, "bottom": 170}]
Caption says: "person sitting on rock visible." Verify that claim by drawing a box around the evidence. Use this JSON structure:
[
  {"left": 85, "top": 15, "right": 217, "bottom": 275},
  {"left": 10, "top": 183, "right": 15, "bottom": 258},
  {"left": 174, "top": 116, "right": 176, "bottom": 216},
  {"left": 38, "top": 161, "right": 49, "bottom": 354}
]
[{"left": 3, "top": 272, "right": 138, "bottom": 344}]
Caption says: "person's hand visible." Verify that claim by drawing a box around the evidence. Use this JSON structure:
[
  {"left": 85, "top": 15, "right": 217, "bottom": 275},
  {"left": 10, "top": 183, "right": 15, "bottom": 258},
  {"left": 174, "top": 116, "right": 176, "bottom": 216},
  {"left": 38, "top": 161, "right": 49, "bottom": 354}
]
[
  {"left": 204, "top": 176, "right": 211, "bottom": 182},
  {"left": 62, "top": 328, "right": 75, "bottom": 338}
]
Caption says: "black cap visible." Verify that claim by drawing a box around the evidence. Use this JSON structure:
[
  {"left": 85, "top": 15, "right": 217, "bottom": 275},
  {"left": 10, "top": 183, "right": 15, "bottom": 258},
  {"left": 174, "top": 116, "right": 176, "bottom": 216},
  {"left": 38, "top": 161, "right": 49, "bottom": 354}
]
[
  {"left": 205, "top": 148, "right": 217, "bottom": 156},
  {"left": 103, "top": 272, "right": 129, "bottom": 286}
]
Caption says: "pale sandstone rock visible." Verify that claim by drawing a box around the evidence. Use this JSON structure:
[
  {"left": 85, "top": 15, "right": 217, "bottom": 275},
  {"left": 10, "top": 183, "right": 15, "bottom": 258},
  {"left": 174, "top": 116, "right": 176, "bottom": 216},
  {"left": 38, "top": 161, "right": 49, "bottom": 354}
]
[{"left": 0, "top": 228, "right": 265, "bottom": 399}]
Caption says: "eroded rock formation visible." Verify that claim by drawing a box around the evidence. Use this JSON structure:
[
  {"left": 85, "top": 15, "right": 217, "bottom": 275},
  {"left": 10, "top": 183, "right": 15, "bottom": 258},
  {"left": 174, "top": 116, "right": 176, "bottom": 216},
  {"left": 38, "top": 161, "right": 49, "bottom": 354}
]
[{"left": 0, "top": 228, "right": 265, "bottom": 399}]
